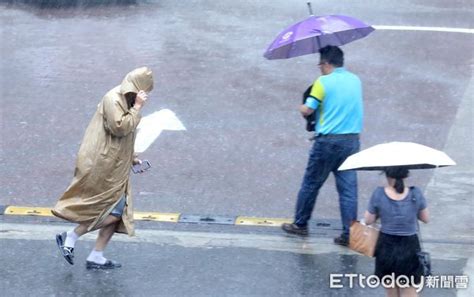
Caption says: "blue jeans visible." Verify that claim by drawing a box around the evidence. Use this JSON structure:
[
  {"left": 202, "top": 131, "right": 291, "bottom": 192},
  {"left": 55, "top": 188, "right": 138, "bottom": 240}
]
[{"left": 294, "top": 134, "right": 360, "bottom": 238}]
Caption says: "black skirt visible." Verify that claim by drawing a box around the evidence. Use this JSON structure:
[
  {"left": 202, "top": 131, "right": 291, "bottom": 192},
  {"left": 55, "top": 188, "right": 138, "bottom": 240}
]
[{"left": 374, "top": 232, "right": 422, "bottom": 284}]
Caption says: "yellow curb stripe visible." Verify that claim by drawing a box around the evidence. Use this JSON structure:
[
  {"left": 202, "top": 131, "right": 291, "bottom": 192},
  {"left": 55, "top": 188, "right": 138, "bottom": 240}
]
[
  {"left": 3, "top": 206, "right": 292, "bottom": 227},
  {"left": 5, "top": 206, "right": 53, "bottom": 217},
  {"left": 3, "top": 206, "right": 180, "bottom": 222},
  {"left": 134, "top": 212, "right": 180, "bottom": 222},
  {"left": 235, "top": 216, "right": 292, "bottom": 227}
]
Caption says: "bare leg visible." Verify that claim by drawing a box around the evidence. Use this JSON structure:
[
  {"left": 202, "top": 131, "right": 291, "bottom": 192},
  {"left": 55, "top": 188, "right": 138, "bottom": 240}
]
[
  {"left": 71, "top": 212, "right": 122, "bottom": 236},
  {"left": 83, "top": 215, "right": 121, "bottom": 267},
  {"left": 58, "top": 214, "right": 122, "bottom": 266},
  {"left": 386, "top": 287, "right": 400, "bottom": 297},
  {"left": 400, "top": 287, "right": 418, "bottom": 297},
  {"left": 73, "top": 224, "right": 89, "bottom": 236},
  {"left": 61, "top": 224, "right": 88, "bottom": 249},
  {"left": 94, "top": 215, "right": 121, "bottom": 251}
]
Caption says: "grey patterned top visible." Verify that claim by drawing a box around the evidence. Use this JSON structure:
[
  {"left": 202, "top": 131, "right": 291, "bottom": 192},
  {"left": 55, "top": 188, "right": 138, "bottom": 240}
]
[{"left": 367, "top": 186, "right": 427, "bottom": 236}]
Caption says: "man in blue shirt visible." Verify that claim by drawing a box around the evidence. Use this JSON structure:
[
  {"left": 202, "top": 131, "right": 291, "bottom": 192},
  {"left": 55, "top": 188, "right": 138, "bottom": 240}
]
[{"left": 282, "top": 46, "right": 363, "bottom": 246}]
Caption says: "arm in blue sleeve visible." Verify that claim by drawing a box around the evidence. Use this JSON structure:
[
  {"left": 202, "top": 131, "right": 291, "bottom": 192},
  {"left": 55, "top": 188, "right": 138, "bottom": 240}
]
[
  {"left": 367, "top": 188, "right": 380, "bottom": 215},
  {"left": 305, "top": 97, "right": 320, "bottom": 110}
]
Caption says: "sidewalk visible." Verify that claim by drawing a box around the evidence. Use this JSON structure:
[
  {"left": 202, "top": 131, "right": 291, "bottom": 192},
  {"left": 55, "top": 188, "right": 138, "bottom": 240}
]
[{"left": 0, "top": 221, "right": 469, "bottom": 297}]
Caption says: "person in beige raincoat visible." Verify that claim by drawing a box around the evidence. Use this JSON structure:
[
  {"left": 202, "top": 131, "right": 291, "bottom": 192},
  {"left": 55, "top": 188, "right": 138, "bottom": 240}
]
[{"left": 52, "top": 67, "right": 153, "bottom": 269}]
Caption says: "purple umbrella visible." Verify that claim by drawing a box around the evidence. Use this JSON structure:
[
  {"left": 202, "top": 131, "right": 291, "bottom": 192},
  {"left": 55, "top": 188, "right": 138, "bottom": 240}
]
[{"left": 264, "top": 14, "right": 375, "bottom": 60}]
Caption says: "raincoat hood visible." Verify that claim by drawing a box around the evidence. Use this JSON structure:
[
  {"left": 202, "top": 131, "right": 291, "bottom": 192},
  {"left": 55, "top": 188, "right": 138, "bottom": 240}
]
[{"left": 120, "top": 67, "right": 154, "bottom": 94}]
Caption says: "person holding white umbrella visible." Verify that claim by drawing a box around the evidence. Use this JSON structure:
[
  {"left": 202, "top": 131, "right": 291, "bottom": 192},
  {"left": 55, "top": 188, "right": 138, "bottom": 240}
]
[
  {"left": 338, "top": 141, "right": 456, "bottom": 297},
  {"left": 364, "top": 167, "right": 429, "bottom": 297}
]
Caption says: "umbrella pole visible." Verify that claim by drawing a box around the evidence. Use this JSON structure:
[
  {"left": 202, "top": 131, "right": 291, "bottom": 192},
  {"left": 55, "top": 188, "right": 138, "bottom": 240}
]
[{"left": 307, "top": 1, "right": 314, "bottom": 15}]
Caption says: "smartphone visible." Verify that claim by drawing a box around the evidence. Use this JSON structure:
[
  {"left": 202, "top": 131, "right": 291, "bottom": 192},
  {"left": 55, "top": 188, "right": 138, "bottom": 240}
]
[{"left": 132, "top": 160, "right": 152, "bottom": 174}]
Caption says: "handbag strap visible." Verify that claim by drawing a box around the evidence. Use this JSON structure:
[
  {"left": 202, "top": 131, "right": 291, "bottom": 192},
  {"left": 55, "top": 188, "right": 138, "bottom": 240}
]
[
  {"left": 411, "top": 186, "right": 425, "bottom": 250},
  {"left": 417, "top": 220, "right": 425, "bottom": 250}
]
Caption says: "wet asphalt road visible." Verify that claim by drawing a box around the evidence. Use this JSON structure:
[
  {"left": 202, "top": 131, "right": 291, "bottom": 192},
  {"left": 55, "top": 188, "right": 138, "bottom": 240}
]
[
  {"left": 1, "top": 0, "right": 473, "bottom": 219},
  {"left": 0, "top": 218, "right": 469, "bottom": 297},
  {"left": 0, "top": 1, "right": 473, "bottom": 296},
  {"left": 0, "top": 237, "right": 390, "bottom": 297}
]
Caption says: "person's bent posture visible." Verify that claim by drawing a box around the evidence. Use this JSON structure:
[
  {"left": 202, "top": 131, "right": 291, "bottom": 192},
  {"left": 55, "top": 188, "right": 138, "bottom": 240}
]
[{"left": 52, "top": 67, "right": 153, "bottom": 269}]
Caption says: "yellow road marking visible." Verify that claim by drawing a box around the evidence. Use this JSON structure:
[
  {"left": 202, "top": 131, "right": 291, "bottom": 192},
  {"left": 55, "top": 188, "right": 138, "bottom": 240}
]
[
  {"left": 3, "top": 206, "right": 181, "bottom": 222},
  {"left": 3, "top": 206, "right": 291, "bottom": 227},
  {"left": 5, "top": 206, "right": 53, "bottom": 217},
  {"left": 235, "top": 216, "right": 292, "bottom": 227}
]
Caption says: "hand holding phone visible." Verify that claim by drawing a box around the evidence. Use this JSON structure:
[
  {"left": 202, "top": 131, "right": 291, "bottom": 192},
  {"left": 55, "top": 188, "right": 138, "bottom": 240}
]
[{"left": 132, "top": 160, "right": 151, "bottom": 174}]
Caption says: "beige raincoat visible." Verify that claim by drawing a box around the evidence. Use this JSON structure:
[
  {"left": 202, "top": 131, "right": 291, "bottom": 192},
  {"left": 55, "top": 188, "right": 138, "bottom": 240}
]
[{"left": 52, "top": 67, "right": 153, "bottom": 236}]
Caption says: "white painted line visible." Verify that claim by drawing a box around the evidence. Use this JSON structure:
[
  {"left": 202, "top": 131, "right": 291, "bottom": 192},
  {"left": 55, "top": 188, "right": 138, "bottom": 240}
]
[
  {"left": 1, "top": 222, "right": 472, "bottom": 259},
  {"left": 373, "top": 25, "right": 474, "bottom": 34},
  {"left": 0, "top": 222, "right": 345, "bottom": 255},
  {"left": 134, "top": 109, "right": 186, "bottom": 153}
]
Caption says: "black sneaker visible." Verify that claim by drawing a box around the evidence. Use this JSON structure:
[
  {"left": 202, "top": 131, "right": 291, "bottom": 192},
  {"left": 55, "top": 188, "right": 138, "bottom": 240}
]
[
  {"left": 281, "top": 223, "right": 309, "bottom": 236},
  {"left": 56, "top": 232, "right": 74, "bottom": 265},
  {"left": 333, "top": 235, "right": 349, "bottom": 247},
  {"left": 86, "top": 260, "right": 122, "bottom": 270}
]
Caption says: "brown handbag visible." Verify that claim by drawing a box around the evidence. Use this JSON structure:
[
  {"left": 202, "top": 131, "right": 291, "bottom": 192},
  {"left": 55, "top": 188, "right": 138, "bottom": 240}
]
[{"left": 349, "top": 221, "right": 380, "bottom": 257}]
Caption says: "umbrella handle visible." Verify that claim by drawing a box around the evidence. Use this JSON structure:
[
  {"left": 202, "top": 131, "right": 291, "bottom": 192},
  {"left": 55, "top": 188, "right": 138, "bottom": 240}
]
[{"left": 307, "top": 2, "right": 314, "bottom": 15}]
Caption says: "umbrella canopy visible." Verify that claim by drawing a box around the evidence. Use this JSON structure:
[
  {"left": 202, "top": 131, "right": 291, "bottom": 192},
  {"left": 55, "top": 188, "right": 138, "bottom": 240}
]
[
  {"left": 264, "top": 14, "right": 375, "bottom": 60},
  {"left": 338, "top": 142, "right": 456, "bottom": 171}
]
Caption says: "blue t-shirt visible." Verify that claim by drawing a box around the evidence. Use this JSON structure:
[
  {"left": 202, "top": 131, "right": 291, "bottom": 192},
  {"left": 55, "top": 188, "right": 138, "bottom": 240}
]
[
  {"left": 367, "top": 186, "right": 427, "bottom": 236},
  {"left": 305, "top": 67, "right": 363, "bottom": 135}
]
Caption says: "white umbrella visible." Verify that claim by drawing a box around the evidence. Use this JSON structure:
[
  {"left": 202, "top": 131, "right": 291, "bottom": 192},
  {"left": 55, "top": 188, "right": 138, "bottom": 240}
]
[{"left": 338, "top": 142, "right": 456, "bottom": 171}]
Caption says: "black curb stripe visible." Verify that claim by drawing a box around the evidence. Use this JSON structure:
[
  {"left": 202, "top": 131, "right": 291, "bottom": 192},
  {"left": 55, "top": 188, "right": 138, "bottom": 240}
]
[{"left": 179, "top": 214, "right": 236, "bottom": 225}]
